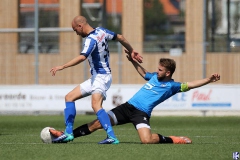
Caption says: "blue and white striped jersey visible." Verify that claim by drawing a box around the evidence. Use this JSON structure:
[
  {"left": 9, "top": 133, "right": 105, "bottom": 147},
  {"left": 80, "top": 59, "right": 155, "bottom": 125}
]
[{"left": 80, "top": 27, "right": 117, "bottom": 75}]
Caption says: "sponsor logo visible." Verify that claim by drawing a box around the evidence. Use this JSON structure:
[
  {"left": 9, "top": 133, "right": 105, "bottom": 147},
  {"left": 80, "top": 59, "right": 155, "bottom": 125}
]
[
  {"left": 80, "top": 131, "right": 85, "bottom": 135},
  {"left": 192, "top": 90, "right": 212, "bottom": 101},
  {"left": 97, "top": 33, "right": 106, "bottom": 42},
  {"left": 106, "top": 139, "right": 114, "bottom": 142},
  {"left": 191, "top": 89, "right": 231, "bottom": 108},
  {"left": 0, "top": 93, "right": 26, "bottom": 100}
]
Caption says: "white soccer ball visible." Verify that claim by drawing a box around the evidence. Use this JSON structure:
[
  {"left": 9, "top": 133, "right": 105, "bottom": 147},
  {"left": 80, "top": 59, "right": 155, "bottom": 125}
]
[{"left": 40, "top": 127, "right": 55, "bottom": 144}]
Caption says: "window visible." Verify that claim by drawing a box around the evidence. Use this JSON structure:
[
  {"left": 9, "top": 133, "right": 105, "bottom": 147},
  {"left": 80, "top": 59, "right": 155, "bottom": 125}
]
[
  {"left": 143, "top": 0, "right": 186, "bottom": 53},
  {"left": 19, "top": 0, "right": 59, "bottom": 54},
  {"left": 207, "top": 0, "right": 240, "bottom": 52}
]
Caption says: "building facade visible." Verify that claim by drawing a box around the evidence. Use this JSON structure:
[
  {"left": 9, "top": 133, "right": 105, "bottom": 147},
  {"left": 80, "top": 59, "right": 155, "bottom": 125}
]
[{"left": 0, "top": 0, "right": 239, "bottom": 84}]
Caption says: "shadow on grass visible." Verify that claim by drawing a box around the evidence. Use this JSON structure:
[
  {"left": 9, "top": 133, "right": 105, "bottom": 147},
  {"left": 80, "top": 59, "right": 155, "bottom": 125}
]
[{"left": 68, "top": 141, "right": 141, "bottom": 144}]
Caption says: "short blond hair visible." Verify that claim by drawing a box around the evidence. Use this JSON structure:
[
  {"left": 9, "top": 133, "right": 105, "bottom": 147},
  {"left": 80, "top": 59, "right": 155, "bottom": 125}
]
[{"left": 159, "top": 58, "right": 176, "bottom": 75}]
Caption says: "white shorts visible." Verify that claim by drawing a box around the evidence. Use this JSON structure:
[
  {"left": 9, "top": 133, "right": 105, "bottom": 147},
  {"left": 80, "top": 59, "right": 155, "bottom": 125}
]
[{"left": 80, "top": 74, "right": 112, "bottom": 100}]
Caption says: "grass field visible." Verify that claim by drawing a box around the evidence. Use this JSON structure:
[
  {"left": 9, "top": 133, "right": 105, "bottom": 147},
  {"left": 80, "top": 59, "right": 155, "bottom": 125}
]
[{"left": 0, "top": 115, "right": 240, "bottom": 160}]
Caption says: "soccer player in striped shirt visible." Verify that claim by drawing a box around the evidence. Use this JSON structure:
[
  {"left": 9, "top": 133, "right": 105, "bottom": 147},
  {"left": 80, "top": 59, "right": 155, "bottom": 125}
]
[{"left": 50, "top": 16, "right": 143, "bottom": 144}]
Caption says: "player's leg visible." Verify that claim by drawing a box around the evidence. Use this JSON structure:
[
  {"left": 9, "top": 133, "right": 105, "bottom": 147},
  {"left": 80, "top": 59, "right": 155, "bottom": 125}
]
[
  {"left": 68, "top": 102, "right": 128, "bottom": 139},
  {"left": 128, "top": 105, "right": 157, "bottom": 144},
  {"left": 71, "top": 102, "right": 128, "bottom": 139},
  {"left": 63, "top": 86, "right": 80, "bottom": 135},
  {"left": 52, "top": 85, "right": 82, "bottom": 143},
  {"left": 131, "top": 107, "right": 191, "bottom": 144},
  {"left": 92, "top": 93, "right": 119, "bottom": 144},
  {"left": 137, "top": 127, "right": 173, "bottom": 144},
  {"left": 137, "top": 128, "right": 159, "bottom": 144},
  {"left": 137, "top": 127, "right": 191, "bottom": 144},
  {"left": 50, "top": 104, "right": 120, "bottom": 139},
  {"left": 134, "top": 116, "right": 161, "bottom": 144},
  {"left": 73, "top": 119, "right": 101, "bottom": 137},
  {"left": 50, "top": 117, "right": 112, "bottom": 138},
  {"left": 73, "top": 113, "right": 117, "bottom": 138},
  {"left": 90, "top": 74, "right": 119, "bottom": 144},
  {"left": 52, "top": 80, "right": 91, "bottom": 143},
  {"left": 50, "top": 102, "right": 129, "bottom": 142}
]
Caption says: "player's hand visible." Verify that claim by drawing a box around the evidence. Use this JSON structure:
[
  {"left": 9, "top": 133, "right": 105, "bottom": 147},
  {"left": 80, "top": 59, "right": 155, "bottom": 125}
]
[
  {"left": 50, "top": 66, "right": 64, "bottom": 76},
  {"left": 131, "top": 51, "right": 143, "bottom": 63},
  {"left": 124, "top": 50, "right": 143, "bottom": 63},
  {"left": 209, "top": 73, "right": 220, "bottom": 82}
]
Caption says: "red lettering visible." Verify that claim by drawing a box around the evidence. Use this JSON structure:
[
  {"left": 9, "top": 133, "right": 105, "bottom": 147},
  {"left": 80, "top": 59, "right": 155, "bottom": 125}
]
[
  {"left": 192, "top": 90, "right": 212, "bottom": 101},
  {"left": 97, "top": 33, "right": 105, "bottom": 42}
]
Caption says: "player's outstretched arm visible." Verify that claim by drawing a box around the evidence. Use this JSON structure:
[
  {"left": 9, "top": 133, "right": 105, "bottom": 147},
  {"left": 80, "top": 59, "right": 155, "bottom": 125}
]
[
  {"left": 187, "top": 73, "right": 220, "bottom": 90},
  {"left": 50, "top": 55, "right": 86, "bottom": 76},
  {"left": 125, "top": 50, "right": 147, "bottom": 79},
  {"left": 116, "top": 34, "right": 143, "bottom": 63}
]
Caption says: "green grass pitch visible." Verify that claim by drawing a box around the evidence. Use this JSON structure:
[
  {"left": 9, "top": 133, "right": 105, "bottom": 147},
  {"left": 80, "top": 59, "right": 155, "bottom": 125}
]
[{"left": 0, "top": 115, "right": 239, "bottom": 160}]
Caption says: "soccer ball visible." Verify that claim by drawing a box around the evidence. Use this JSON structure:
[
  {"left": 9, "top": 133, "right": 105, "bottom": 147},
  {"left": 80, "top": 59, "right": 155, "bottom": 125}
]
[{"left": 40, "top": 127, "right": 55, "bottom": 144}]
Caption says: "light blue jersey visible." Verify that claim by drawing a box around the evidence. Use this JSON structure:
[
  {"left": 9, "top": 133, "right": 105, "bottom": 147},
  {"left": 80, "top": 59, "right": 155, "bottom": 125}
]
[
  {"left": 128, "top": 72, "right": 184, "bottom": 117},
  {"left": 80, "top": 27, "right": 117, "bottom": 75}
]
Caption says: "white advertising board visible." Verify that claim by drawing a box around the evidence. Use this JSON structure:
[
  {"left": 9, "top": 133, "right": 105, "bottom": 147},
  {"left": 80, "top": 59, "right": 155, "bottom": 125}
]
[
  {"left": 0, "top": 85, "right": 140, "bottom": 112},
  {"left": 156, "top": 85, "right": 238, "bottom": 110},
  {"left": 0, "top": 85, "right": 239, "bottom": 113}
]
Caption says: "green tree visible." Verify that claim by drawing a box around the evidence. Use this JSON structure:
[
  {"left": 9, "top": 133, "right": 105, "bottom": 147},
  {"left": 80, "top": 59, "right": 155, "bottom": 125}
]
[{"left": 144, "top": 0, "right": 167, "bottom": 35}]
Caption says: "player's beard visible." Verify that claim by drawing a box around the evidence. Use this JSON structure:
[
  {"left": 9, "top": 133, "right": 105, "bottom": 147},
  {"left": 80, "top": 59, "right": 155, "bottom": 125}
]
[{"left": 157, "top": 75, "right": 166, "bottom": 81}]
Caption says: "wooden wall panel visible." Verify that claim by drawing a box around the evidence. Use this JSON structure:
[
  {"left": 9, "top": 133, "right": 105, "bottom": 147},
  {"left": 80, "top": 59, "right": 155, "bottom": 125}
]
[
  {"left": 0, "top": 0, "right": 20, "bottom": 84},
  {"left": 122, "top": 0, "right": 143, "bottom": 84}
]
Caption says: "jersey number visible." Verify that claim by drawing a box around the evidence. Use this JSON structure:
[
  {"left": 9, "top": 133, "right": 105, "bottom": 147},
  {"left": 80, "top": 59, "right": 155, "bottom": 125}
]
[{"left": 102, "top": 40, "right": 109, "bottom": 58}]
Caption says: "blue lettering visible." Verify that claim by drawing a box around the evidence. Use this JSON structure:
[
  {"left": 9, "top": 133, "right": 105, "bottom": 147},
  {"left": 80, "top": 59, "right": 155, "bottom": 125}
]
[{"left": 172, "top": 93, "right": 186, "bottom": 101}]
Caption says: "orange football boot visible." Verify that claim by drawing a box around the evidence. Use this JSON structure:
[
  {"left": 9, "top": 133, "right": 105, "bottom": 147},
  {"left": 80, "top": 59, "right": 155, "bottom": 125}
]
[
  {"left": 49, "top": 129, "right": 64, "bottom": 137},
  {"left": 169, "top": 136, "right": 192, "bottom": 144}
]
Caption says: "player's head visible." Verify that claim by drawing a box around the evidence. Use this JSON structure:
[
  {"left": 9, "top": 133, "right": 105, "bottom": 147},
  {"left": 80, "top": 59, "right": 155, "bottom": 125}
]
[
  {"left": 157, "top": 58, "right": 176, "bottom": 80},
  {"left": 72, "top": 16, "right": 88, "bottom": 38}
]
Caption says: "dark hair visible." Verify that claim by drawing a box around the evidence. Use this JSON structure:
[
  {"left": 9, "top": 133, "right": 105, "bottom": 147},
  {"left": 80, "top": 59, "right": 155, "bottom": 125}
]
[{"left": 159, "top": 58, "right": 176, "bottom": 75}]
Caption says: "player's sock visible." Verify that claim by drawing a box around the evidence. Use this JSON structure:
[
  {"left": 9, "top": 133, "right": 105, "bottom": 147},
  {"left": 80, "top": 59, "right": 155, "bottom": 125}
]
[
  {"left": 64, "top": 102, "right": 76, "bottom": 134},
  {"left": 158, "top": 134, "right": 173, "bottom": 143},
  {"left": 96, "top": 109, "right": 117, "bottom": 139},
  {"left": 73, "top": 124, "right": 91, "bottom": 138}
]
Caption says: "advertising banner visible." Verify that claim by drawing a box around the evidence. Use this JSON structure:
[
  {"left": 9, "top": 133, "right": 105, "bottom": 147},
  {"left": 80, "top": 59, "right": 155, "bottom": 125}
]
[{"left": 0, "top": 85, "right": 239, "bottom": 112}]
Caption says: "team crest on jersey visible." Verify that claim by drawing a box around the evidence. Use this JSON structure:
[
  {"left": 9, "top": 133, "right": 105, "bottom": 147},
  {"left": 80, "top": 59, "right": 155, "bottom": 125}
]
[{"left": 161, "top": 83, "right": 166, "bottom": 87}]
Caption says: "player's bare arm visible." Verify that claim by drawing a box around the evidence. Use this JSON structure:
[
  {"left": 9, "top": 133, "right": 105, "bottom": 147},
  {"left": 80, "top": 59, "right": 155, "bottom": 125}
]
[
  {"left": 125, "top": 50, "right": 147, "bottom": 78},
  {"left": 50, "top": 55, "right": 87, "bottom": 76},
  {"left": 116, "top": 34, "right": 143, "bottom": 63},
  {"left": 187, "top": 73, "right": 220, "bottom": 90}
]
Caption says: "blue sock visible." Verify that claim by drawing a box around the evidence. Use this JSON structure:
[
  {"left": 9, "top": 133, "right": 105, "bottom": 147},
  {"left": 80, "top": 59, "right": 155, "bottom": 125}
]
[
  {"left": 64, "top": 102, "right": 76, "bottom": 134},
  {"left": 96, "top": 109, "right": 117, "bottom": 139}
]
